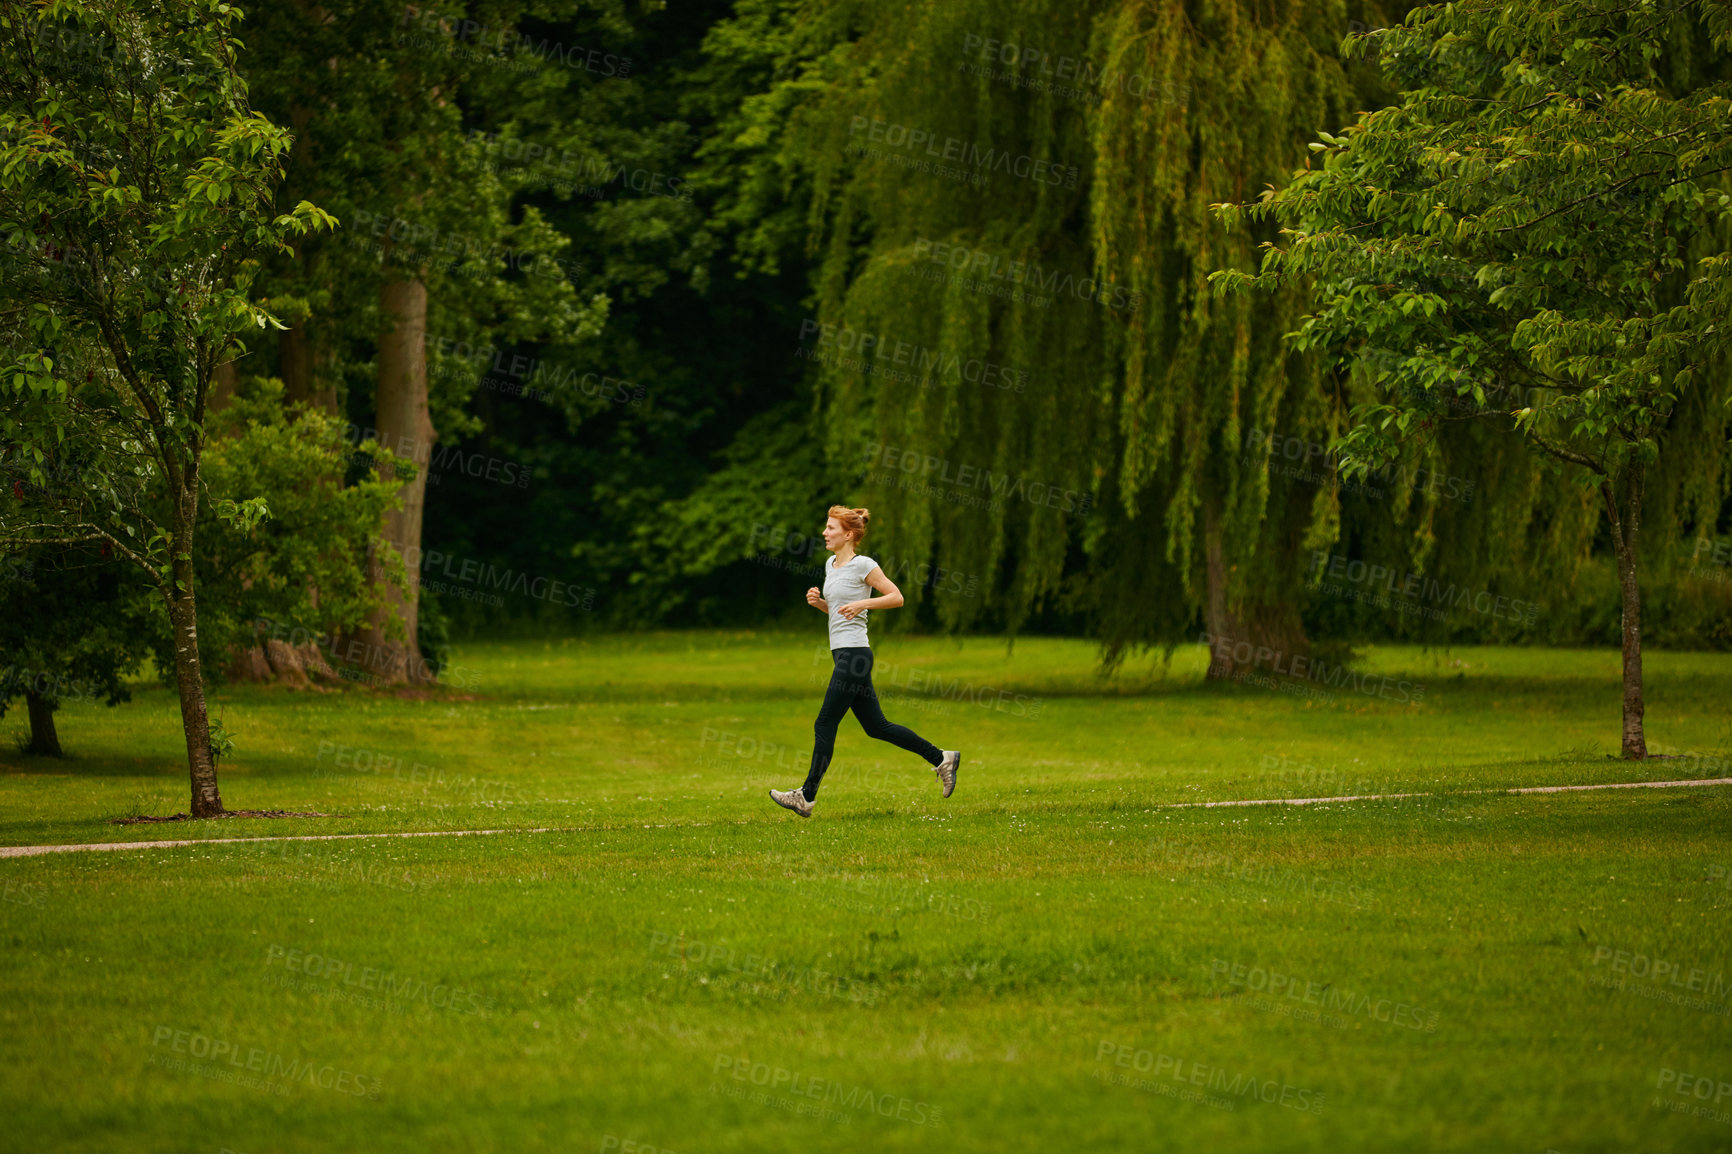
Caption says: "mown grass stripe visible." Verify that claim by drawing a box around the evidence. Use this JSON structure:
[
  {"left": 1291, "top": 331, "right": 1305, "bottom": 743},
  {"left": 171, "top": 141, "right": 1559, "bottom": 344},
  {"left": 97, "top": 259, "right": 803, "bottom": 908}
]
[{"left": 7, "top": 775, "right": 1728, "bottom": 857}]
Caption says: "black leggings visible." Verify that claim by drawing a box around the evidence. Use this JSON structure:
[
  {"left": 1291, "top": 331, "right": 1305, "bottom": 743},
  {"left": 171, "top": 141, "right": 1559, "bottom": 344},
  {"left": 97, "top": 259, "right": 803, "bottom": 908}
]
[{"left": 802, "top": 647, "right": 942, "bottom": 801}]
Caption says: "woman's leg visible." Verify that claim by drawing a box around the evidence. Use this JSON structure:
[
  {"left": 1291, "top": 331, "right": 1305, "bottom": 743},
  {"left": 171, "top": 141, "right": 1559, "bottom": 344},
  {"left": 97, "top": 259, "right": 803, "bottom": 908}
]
[
  {"left": 800, "top": 649, "right": 867, "bottom": 801},
  {"left": 846, "top": 651, "right": 943, "bottom": 766}
]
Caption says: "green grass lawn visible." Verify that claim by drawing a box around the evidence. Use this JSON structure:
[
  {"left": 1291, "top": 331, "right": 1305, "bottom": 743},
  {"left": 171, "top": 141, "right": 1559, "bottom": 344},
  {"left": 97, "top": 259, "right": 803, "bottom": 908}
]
[{"left": 2, "top": 633, "right": 1730, "bottom": 1152}]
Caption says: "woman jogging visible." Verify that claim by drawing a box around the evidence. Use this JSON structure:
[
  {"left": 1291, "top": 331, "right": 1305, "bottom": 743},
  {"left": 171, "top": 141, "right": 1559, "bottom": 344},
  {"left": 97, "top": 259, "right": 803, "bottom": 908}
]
[{"left": 769, "top": 506, "right": 961, "bottom": 817}]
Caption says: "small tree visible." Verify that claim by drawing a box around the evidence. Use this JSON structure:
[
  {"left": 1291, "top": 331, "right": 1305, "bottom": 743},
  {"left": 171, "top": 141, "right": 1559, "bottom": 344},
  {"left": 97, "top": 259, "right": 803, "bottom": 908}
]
[
  {"left": 0, "top": 0, "right": 334, "bottom": 814},
  {"left": 192, "top": 376, "right": 409, "bottom": 682},
  {"left": 0, "top": 380, "right": 405, "bottom": 757},
  {"left": 0, "top": 542, "right": 152, "bottom": 756},
  {"left": 1215, "top": 0, "right": 1732, "bottom": 757}
]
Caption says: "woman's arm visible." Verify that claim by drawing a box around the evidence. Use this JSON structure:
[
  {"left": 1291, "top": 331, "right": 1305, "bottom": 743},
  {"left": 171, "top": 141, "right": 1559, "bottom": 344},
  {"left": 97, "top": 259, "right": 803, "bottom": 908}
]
[
  {"left": 837, "top": 567, "right": 903, "bottom": 620},
  {"left": 805, "top": 586, "right": 829, "bottom": 613}
]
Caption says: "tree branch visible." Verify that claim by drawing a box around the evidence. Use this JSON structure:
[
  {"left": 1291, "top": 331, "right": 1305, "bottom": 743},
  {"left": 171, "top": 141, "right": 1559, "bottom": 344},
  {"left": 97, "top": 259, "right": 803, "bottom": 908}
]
[
  {"left": 0, "top": 523, "right": 163, "bottom": 584},
  {"left": 1523, "top": 428, "right": 1607, "bottom": 475}
]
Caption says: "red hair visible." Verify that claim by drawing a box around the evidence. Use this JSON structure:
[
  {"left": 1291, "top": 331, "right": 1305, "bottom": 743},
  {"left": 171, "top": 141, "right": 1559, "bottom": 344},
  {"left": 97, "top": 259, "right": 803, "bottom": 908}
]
[{"left": 827, "top": 505, "right": 870, "bottom": 545}]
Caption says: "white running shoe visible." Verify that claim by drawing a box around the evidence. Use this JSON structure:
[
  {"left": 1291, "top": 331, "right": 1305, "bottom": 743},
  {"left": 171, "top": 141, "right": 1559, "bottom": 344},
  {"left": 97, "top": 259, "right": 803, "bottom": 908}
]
[
  {"left": 769, "top": 787, "right": 813, "bottom": 817},
  {"left": 935, "top": 750, "right": 961, "bottom": 798}
]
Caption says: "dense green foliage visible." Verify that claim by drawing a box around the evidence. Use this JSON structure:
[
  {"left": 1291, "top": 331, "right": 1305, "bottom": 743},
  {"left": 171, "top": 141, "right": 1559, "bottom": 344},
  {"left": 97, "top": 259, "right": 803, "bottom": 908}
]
[
  {"left": 300, "top": 0, "right": 1730, "bottom": 655},
  {"left": 1224, "top": 0, "right": 1732, "bottom": 751},
  {"left": 0, "top": 544, "right": 152, "bottom": 752},
  {"left": 192, "top": 379, "right": 411, "bottom": 679},
  {"left": 0, "top": 0, "right": 332, "bottom": 570},
  {"left": 1218, "top": 0, "right": 1732, "bottom": 622},
  {"left": 241, "top": 0, "right": 607, "bottom": 430},
  {"left": 6, "top": 0, "right": 1732, "bottom": 727},
  {"left": 0, "top": 0, "right": 348, "bottom": 808}
]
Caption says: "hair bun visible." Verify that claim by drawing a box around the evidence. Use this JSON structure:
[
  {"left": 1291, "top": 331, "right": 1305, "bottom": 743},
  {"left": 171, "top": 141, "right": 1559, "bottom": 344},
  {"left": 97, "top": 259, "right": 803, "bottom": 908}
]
[{"left": 826, "top": 503, "right": 871, "bottom": 543}]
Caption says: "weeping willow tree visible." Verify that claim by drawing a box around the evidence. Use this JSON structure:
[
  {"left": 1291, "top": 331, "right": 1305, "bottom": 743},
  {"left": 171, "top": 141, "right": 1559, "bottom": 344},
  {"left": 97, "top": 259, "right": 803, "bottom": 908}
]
[
  {"left": 1083, "top": 0, "right": 1413, "bottom": 670},
  {"left": 789, "top": 0, "right": 1106, "bottom": 644},
  {"left": 762, "top": 0, "right": 1408, "bottom": 673},
  {"left": 694, "top": 0, "right": 1727, "bottom": 670}
]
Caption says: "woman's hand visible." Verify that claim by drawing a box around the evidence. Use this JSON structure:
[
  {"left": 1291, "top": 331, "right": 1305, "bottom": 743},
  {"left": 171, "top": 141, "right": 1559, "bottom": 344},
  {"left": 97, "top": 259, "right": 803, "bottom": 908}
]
[
  {"left": 838, "top": 600, "right": 871, "bottom": 621},
  {"left": 806, "top": 587, "right": 828, "bottom": 612}
]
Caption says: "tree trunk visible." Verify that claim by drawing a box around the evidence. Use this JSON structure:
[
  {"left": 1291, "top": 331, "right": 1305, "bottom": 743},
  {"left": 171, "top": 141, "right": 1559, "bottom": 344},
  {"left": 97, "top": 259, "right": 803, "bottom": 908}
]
[
  {"left": 278, "top": 227, "right": 338, "bottom": 416},
  {"left": 210, "top": 358, "right": 238, "bottom": 412},
  {"left": 23, "top": 690, "right": 60, "bottom": 757},
  {"left": 1202, "top": 503, "right": 1241, "bottom": 680},
  {"left": 166, "top": 484, "right": 225, "bottom": 817},
  {"left": 281, "top": 322, "right": 338, "bottom": 414},
  {"left": 1602, "top": 470, "right": 1647, "bottom": 759},
  {"left": 1201, "top": 501, "right": 1310, "bottom": 680},
  {"left": 355, "top": 276, "right": 435, "bottom": 685}
]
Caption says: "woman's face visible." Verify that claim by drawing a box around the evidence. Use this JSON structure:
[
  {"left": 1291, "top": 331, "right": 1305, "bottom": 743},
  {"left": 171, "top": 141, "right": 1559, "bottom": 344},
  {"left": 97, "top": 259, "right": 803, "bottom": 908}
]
[{"left": 822, "top": 516, "right": 852, "bottom": 553}]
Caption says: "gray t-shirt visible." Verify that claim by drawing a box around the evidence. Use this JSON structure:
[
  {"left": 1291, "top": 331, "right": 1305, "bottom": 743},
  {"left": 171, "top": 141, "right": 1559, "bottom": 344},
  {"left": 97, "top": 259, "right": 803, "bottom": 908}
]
[{"left": 824, "top": 553, "right": 879, "bottom": 649}]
